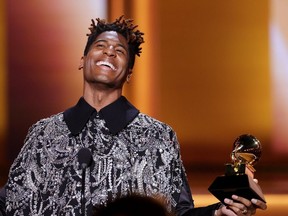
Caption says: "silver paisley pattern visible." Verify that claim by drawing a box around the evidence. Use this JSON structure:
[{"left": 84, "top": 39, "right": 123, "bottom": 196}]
[{"left": 6, "top": 113, "right": 184, "bottom": 215}]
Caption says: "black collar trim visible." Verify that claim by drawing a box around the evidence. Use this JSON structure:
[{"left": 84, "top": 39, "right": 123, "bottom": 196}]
[{"left": 63, "top": 96, "right": 139, "bottom": 135}]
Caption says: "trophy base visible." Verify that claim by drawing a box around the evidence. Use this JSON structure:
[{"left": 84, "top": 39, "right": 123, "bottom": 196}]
[{"left": 208, "top": 174, "right": 266, "bottom": 204}]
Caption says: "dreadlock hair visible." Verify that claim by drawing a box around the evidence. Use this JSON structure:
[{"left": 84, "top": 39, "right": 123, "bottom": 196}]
[{"left": 83, "top": 15, "right": 144, "bottom": 69}]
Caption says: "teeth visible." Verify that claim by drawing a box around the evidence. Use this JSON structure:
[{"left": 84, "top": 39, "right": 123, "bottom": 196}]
[{"left": 96, "top": 61, "right": 116, "bottom": 71}]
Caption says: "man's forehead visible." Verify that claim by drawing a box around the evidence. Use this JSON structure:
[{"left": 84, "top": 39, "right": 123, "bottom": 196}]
[{"left": 96, "top": 31, "right": 126, "bottom": 41}]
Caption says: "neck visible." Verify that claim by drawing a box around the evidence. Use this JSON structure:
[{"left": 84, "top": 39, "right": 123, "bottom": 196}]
[{"left": 83, "top": 83, "right": 122, "bottom": 111}]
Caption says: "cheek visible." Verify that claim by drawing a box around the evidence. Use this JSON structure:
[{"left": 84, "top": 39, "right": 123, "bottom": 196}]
[
  {"left": 83, "top": 56, "right": 95, "bottom": 69},
  {"left": 119, "top": 57, "right": 130, "bottom": 70},
  {"left": 116, "top": 67, "right": 130, "bottom": 82}
]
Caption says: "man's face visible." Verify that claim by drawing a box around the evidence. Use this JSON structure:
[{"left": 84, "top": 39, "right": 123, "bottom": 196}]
[{"left": 81, "top": 31, "right": 131, "bottom": 89}]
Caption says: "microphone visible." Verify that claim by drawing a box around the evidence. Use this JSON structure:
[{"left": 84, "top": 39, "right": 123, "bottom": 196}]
[
  {"left": 78, "top": 147, "right": 93, "bottom": 169},
  {"left": 77, "top": 148, "right": 93, "bottom": 216}
]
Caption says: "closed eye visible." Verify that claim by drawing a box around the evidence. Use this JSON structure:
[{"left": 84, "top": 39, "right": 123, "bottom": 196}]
[
  {"left": 116, "top": 48, "right": 125, "bottom": 54},
  {"left": 95, "top": 43, "right": 105, "bottom": 48}
]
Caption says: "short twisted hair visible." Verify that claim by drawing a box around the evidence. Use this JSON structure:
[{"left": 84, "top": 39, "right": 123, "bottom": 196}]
[{"left": 84, "top": 15, "right": 145, "bottom": 69}]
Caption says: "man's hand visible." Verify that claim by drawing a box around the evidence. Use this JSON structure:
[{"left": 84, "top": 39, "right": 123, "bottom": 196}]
[{"left": 215, "top": 195, "right": 267, "bottom": 216}]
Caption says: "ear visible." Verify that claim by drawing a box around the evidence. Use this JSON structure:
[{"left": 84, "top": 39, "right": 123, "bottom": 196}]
[
  {"left": 126, "top": 69, "right": 133, "bottom": 83},
  {"left": 78, "top": 57, "right": 84, "bottom": 70},
  {"left": 128, "top": 68, "right": 133, "bottom": 76}
]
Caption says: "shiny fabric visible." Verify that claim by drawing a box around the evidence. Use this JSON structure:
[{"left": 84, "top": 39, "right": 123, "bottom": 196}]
[{"left": 5, "top": 97, "right": 188, "bottom": 215}]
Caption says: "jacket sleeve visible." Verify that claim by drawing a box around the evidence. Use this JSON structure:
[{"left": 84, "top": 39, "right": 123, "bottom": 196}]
[
  {"left": 175, "top": 170, "right": 194, "bottom": 215},
  {"left": 175, "top": 169, "right": 221, "bottom": 216}
]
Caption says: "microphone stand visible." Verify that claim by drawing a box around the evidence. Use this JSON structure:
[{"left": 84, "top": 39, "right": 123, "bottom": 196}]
[
  {"left": 81, "top": 164, "right": 87, "bottom": 216},
  {"left": 77, "top": 148, "right": 92, "bottom": 216}
]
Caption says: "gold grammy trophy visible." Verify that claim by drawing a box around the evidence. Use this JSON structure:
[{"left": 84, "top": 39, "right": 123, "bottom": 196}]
[{"left": 208, "top": 134, "right": 266, "bottom": 204}]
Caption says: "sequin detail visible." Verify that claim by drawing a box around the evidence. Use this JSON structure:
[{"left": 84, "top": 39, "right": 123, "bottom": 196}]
[{"left": 6, "top": 113, "right": 183, "bottom": 215}]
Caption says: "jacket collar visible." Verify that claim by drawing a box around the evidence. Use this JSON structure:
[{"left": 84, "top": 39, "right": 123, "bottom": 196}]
[{"left": 63, "top": 96, "right": 139, "bottom": 135}]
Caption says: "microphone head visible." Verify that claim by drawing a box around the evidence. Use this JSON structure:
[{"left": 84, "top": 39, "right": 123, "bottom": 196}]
[{"left": 77, "top": 148, "right": 93, "bottom": 169}]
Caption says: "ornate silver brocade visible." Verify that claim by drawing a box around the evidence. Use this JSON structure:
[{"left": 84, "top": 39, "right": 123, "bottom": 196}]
[{"left": 6, "top": 113, "right": 184, "bottom": 215}]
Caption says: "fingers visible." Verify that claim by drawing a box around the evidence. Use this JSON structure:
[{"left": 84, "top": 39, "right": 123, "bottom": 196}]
[
  {"left": 233, "top": 194, "right": 267, "bottom": 210},
  {"left": 219, "top": 205, "right": 237, "bottom": 216},
  {"left": 224, "top": 195, "right": 261, "bottom": 216},
  {"left": 231, "top": 195, "right": 253, "bottom": 209},
  {"left": 224, "top": 197, "right": 253, "bottom": 215},
  {"left": 220, "top": 204, "right": 250, "bottom": 216},
  {"left": 223, "top": 195, "right": 267, "bottom": 216},
  {"left": 251, "top": 198, "right": 267, "bottom": 210},
  {"left": 250, "top": 179, "right": 267, "bottom": 210}
]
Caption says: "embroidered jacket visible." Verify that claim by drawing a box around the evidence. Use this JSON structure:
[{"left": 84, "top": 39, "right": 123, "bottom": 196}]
[{"left": 6, "top": 97, "right": 193, "bottom": 216}]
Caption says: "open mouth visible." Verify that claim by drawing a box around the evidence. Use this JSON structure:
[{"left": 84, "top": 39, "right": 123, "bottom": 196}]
[{"left": 96, "top": 61, "right": 116, "bottom": 71}]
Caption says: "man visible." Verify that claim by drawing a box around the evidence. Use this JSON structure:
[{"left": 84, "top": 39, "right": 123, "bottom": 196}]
[{"left": 1, "top": 16, "right": 266, "bottom": 216}]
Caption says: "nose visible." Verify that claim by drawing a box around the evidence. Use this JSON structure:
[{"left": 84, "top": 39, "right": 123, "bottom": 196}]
[{"left": 103, "top": 45, "right": 116, "bottom": 57}]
